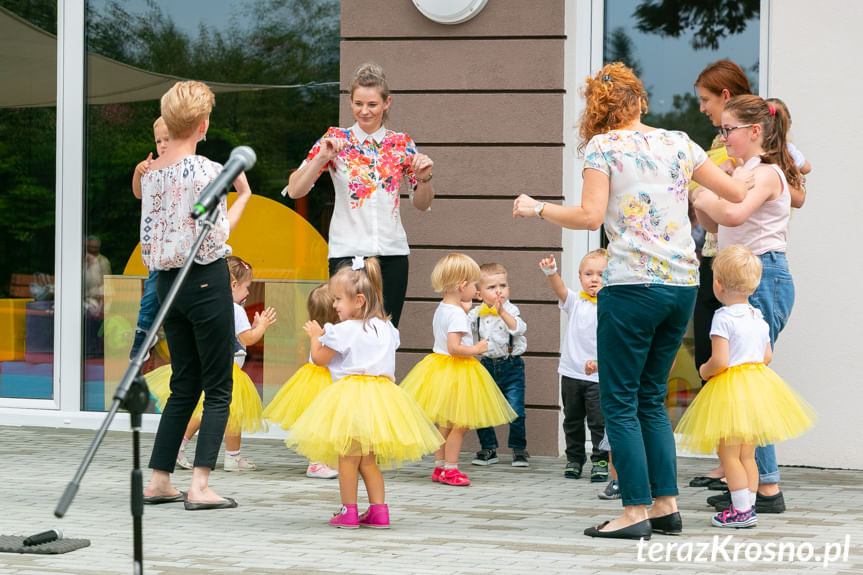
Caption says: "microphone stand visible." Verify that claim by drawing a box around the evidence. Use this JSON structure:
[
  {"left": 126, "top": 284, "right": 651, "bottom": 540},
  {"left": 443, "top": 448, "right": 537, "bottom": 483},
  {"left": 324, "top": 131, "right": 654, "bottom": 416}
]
[{"left": 55, "top": 202, "right": 224, "bottom": 575}]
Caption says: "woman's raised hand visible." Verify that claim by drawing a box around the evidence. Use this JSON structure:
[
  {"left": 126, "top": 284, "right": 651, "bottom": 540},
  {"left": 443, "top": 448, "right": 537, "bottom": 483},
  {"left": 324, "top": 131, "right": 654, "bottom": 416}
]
[
  {"left": 319, "top": 137, "right": 349, "bottom": 162},
  {"left": 513, "top": 193, "right": 540, "bottom": 218},
  {"left": 410, "top": 152, "right": 434, "bottom": 180}
]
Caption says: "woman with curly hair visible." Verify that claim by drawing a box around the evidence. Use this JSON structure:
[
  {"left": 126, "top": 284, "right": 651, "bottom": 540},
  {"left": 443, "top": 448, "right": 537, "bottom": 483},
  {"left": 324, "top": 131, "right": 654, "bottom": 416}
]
[{"left": 513, "top": 62, "right": 753, "bottom": 539}]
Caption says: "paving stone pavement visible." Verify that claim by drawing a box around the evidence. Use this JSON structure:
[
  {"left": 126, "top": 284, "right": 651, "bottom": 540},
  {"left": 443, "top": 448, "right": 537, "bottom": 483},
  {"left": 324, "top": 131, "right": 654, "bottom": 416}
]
[{"left": 0, "top": 425, "right": 861, "bottom": 574}]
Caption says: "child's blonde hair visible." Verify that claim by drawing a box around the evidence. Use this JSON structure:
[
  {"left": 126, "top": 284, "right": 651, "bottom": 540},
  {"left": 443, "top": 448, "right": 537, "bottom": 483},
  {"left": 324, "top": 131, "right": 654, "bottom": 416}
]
[
  {"left": 307, "top": 283, "right": 338, "bottom": 326},
  {"left": 712, "top": 244, "right": 761, "bottom": 295},
  {"left": 579, "top": 248, "right": 608, "bottom": 272},
  {"left": 226, "top": 255, "right": 253, "bottom": 284},
  {"left": 153, "top": 116, "right": 166, "bottom": 131},
  {"left": 431, "top": 253, "right": 481, "bottom": 293},
  {"left": 330, "top": 257, "right": 388, "bottom": 325},
  {"left": 161, "top": 80, "right": 214, "bottom": 139},
  {"left": 479, "top": 262, "right": 508, "bottom": 280}
]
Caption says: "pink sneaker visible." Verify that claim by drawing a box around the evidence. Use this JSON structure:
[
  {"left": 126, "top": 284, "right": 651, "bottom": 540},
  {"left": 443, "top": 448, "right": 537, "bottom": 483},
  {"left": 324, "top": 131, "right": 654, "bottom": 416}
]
[
  {"left": 306, "top": 463, "right": 339, "bottom": 479},
  {"left": 439, "top": 468, "right": 471, "bottom": 486},
  {"left": 329, "top": 504, "right": 359, "bottom": 528},
  {"left": 358, "top": 504, "right": 390, "bottom": 528},
  {"left": 431, "top": 466, "right": 444, "bottom": 482}
]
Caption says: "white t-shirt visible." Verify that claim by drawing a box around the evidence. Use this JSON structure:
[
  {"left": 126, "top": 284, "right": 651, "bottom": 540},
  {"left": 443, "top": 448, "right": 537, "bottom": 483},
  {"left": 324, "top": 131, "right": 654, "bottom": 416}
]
[
  {"left": 232, "top": 302, "right": 251, "bottom": 368},
  {"left": 558, "top": 289, "right": 598, "bottom": 382},
  {"left": 432, "top": 303, "right": 473, "bottom": 356},
  {"left": 319, "top": 317, "right": 399, "bottom": 381},
  {"left": 786, "top": 142, "right": 807, "bottom": 170},
  {"left": 709, "top": 304, "right": 770, "bottom": 367},
  {"left": 467, "top": 301, "right": 527, "bottom": 358}
]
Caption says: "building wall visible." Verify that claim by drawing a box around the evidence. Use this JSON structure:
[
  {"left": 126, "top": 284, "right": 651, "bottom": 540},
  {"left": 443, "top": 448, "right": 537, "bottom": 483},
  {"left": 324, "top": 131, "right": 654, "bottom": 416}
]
[
  {"left": 769, "top": 0, "right": 863, "bottom": 469},
  {"left": 340, "top": 0, "right": 567, "bottom": 455}
]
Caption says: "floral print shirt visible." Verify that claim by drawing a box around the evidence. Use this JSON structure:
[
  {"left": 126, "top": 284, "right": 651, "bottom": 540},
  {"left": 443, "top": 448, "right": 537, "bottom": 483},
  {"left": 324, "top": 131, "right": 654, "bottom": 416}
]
[
  {"left": 583, "top": 129, "right": 706, "bottom": 286},
  {"left": 302, "top": 124, "right": 419, "bottom": 258},
  {"left": 140, "top": 155, "right": 231, "bottom": 270}
]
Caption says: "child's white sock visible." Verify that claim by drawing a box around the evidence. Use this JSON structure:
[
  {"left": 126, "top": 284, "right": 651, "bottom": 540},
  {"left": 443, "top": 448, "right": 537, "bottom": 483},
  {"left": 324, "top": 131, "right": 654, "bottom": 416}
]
[
  {"left": 749, "top": 490, "right": 757, "bottom": 506},
  {"left": 225, "top": 449, "right": 241, "bottom": 457},
  {"left": 444, "top": 463, "right": 458, "bottom": 470},
  {"left": 435, "top": 460, "right": 445, "bottom": 468},
  {"left": 730, "top": 488, "right": 751, "bottom": 512}
]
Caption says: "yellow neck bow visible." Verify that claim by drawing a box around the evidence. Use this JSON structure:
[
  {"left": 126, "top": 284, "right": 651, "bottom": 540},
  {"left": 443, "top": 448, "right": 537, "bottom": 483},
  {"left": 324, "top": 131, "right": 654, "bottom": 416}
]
[
  {"left": 579, "top": 291, "right": 597, "bottom": 304},
  {"left": 477, "top": 303, "right": 499, "bottom": 317}
]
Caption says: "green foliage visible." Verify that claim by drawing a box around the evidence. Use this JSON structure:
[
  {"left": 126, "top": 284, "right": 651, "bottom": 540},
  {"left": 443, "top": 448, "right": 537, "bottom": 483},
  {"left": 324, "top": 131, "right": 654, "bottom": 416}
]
[
  {"left": 604, "top": 27, "right": 643, "bottom": 78},
  {"left": 0, "top": 0, "right": 341, "bottom": 290},
  {"left": 634, "top": 0, "right": 759, "bottom": 51}
]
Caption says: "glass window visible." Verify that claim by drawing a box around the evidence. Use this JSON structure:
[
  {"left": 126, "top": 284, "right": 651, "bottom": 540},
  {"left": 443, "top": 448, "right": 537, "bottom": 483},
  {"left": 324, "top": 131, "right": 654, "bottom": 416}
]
[
  {"left": 0, "top": 1, "right": 58, "bottom": 401},
  {"left": 602, "top": 0, "right": 760, "bottom": 427},
  {"left": 604, "top": 0, "right": 759, "bottom": 149},
  {"left": 84, "top": 0, "right": 339, "bottom": 411}
]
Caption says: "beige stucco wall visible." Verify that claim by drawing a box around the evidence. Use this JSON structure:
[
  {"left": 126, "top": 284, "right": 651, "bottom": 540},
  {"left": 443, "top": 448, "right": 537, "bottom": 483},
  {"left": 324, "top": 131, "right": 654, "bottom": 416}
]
[
  {"left": 340, "top": 0, "right": 567, "bottom": 455},
  {"left": 769, "top": 0, "right": 863, "bottom": 469}
]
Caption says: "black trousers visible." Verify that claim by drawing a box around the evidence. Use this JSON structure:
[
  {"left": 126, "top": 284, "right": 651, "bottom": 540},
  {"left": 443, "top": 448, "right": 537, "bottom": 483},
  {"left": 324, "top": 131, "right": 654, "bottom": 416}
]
[
  {"left": 329, "top": 255, "right": 409, "bottom": 328},
  {"left": 148, "top": 259, "right": 235, "bottom": 471},
  {"left": 693, "top": 256, "right": 721, "bottom": 384},
  {"left": 561, "top": 375, "right": 607, "bottom": 464}
]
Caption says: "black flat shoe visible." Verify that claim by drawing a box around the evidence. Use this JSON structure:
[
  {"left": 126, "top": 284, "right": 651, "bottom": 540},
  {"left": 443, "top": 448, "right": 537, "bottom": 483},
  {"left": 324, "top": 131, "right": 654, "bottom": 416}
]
[
  {"left": 649, "top": 511, "right": 682, "bottom": 534},
  {"left": 689, "top": 475, "right": 723, "bottom": 487},
  {"left": 707, "top": 478, "right": 728, "bottom": 490},
  {"left": 584, "top": 519, "right": 652, "bottom": 540},
  {"left": 184, "top": 497, "right": 238, "bottom": 511},
  {"left": 143, "top": 490, "right": 186, "bottom": 504}
]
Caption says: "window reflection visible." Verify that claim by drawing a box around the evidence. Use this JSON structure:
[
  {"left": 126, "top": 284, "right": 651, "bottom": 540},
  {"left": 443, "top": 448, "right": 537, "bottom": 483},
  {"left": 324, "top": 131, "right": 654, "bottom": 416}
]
[
  {"left": 84, "top": 0, "right": 339, "bottom": 410},
  {"left": 0, "top": 1, "right": 57, "bottom": 400}
]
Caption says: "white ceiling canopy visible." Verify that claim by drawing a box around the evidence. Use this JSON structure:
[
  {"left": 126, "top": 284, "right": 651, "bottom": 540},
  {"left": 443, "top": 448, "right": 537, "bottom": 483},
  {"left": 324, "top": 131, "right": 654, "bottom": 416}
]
[{"left": 1, "top": 6, "right": 336, "bottom": 108}]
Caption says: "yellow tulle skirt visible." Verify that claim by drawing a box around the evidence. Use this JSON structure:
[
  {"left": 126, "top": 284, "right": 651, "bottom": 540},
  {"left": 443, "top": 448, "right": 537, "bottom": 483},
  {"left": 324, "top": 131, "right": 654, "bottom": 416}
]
[
  {"left": 262, "top": 363, "right": 333, "bottom": 430},
  {"left": 675, "top": 362, "right": 816, "bottom": 454},
  {"left": 145, "top": 363, "right": 266, "bottom": 435},
  {"left": 400, "top": 354, "right": 517, "bottom": 429},
  {"left": 285, "top": 375, "right": 445, "bottom": 470}
]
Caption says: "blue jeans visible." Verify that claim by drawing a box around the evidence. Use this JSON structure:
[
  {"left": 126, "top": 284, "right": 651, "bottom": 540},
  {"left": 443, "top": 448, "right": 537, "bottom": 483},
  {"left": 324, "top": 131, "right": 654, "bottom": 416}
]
[
  {"left": 749, "top": 251, "right": 794, "bottom": 484},
  {"left": 597, "top": 284, "right": 697, "bottom": 506},
  {"left": 476, "top": 356, "right": 526, "bottom": 451},
  {"left": 136, "top": 270, "right": 160, "bottom": 332}
]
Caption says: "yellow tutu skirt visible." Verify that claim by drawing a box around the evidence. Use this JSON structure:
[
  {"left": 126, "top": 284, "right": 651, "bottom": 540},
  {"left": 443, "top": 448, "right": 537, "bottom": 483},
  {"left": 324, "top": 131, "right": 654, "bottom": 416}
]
[
  {"left": 675, "top": 363, "right": 816, "bottom": 454},
  {"left": 145, "top": 363, "right": 266, "bottom": 435},
  {"left": 262, "top": 363, "right": 333, "bottom": 430},
  {"left": 286, "top": 375, "right": 444, "bottom": 470},
  {"left": 400, "top": 354, "right": 517, "bottom": 429}
]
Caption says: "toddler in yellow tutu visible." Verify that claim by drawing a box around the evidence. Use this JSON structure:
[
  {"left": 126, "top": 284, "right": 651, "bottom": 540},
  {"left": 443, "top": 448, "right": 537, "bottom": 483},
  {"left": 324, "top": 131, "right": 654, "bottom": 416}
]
[
  {"left": 287, "top": 256, "right": 444, "bottom": 528},
  {"left": 401, "top": 253, "right": 517, "bottom": 486},
  {"left": 263, "top": 283, "right": 340, "bottom": 479},
  {"left": 147, "top": 256, "right": 276, "bottom": 471},
  {"left": 675, "top": 245, "right": 815, "bottom": 528}
]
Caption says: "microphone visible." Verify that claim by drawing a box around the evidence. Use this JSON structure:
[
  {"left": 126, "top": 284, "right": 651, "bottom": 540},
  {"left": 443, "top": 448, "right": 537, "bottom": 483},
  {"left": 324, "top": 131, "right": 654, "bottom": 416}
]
[
  {"left": 191, "top": 146, "right": 256, "bottom": 219},
  {"left": 23, "top": 528, "right": 63, "bottom": 546}
]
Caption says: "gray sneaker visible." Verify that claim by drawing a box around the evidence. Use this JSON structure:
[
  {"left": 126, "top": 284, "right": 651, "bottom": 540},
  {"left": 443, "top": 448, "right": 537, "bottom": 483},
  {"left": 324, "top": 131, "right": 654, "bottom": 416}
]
[
  {"left": 511, "top": 450, "right": 530, "bottom": 467},
  {"left": 597, "top": 479, "right": 620, "bottom": 500},
  {"left": 471, "top": 449, "right": 498, "bottom": 466}
]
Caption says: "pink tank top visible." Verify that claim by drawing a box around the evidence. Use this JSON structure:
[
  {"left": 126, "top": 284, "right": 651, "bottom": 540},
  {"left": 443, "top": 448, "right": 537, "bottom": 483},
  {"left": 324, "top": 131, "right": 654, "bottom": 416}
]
[{"left": 718, "top": 156, "right": 791, "bottom": 255}]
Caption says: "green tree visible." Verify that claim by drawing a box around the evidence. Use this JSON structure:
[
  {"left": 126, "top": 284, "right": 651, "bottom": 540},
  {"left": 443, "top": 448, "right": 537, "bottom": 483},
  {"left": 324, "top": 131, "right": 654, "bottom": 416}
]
[
  {"left": 634, "top": 0, "right": 759, "bottom": 51},
  {"left": 604, "top": 27, "right": 643, "bottom": 78}
]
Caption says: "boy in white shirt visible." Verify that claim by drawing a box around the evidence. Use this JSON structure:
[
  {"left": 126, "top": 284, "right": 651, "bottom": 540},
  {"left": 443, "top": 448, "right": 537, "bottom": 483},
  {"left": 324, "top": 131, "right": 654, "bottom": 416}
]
[
  {"left": 541, "top": 250, "right": 609, "bottom": 481},
  {"left": 468, "top": 263, "right": 529, "bottom": 467}
]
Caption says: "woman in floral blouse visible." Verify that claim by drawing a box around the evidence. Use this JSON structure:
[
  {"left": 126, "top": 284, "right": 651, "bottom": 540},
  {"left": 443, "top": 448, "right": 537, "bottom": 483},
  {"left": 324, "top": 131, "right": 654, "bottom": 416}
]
[
  {"left": 514, "top": 62, "right": 753, "bottom": 540},
  {"left": 287, "top": 62, "right": 434, "bottom": 327}
]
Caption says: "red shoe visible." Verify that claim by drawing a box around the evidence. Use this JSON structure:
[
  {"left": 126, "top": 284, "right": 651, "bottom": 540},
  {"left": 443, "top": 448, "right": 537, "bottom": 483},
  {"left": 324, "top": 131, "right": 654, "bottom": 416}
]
[
  {"left": 439, "top": 468, "right": 471, "bottom": 486},
  {"left": 358, "top": 503, "right": 390, "bottom": 528},
  {"left": 329, "top": 504, "right": 359, "bottom": 528},
  {"left": 431, "top": 466, "right": 444, "bottom": 482}
]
